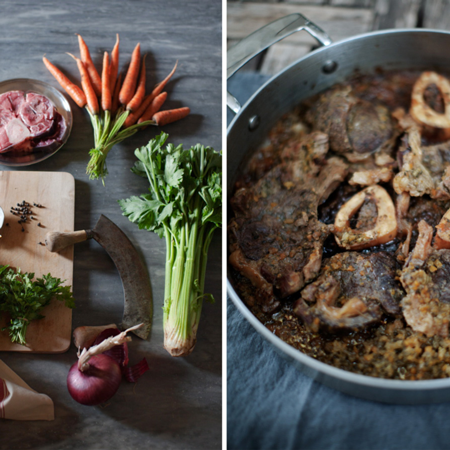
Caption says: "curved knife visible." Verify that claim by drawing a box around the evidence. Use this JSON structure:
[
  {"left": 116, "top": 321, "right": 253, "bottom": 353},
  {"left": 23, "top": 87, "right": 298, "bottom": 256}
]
[{"left": 44, "top": 214, "right": 152, "bottom": 340}]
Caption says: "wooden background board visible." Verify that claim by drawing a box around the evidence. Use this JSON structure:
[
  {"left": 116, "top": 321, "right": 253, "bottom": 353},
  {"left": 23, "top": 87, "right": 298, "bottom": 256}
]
[
  {"left": 227, "top": 0, "right": 450, "bottom": 77},
  {"left": 0, "top": 2, "right": 221, "bottom": 449},
  {"left": 0, "top": 171, "right": 74, "bottom": 352}
]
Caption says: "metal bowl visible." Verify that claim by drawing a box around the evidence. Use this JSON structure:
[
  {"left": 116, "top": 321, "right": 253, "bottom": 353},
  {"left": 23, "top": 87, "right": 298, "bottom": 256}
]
[
  {"left": 0, "top": 78, "right": 73, "bottom": 167},
  {"left": 227, "top": 14, "right": 450, "bottom": 404}
]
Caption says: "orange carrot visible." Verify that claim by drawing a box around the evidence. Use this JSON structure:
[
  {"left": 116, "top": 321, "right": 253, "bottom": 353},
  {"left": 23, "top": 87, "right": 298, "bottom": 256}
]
[
  {"left": 111, "top": 73, "right": 123, "bottom": 115},
  {"left": 123, "top": 93, "right": 151, "bottom": 127},
  {"left": 124, "top": 62, "right": 178, "bottom": 128},
  {"left": 77, "top": 34, "right": 102, "bottom": 97},
  {"left": 127, "top": 54, "right": 147, "bottom": 112},
  {"left": 148, "top": 61, "right": 178, "bottom": 102},
  {"left": 153, "top": 107, "right": 190, "bottom": 126},
  {"left": 43, "top": 57, "right": 87, "bottom": 108},
  {"left": 109, "top": 34, "right": 120, "bottom": 94},
  {"left": 138, "top": 92, "right": 167, "bottom": 124},
  {"left": 119, "top": 43, "right": 141, "bottom": 105},
  {"left": 68, "top": 53, "right": 99, "bottom": 115},
  {"left": 101, "top": 52, "right": 111, "bottom": 111}
]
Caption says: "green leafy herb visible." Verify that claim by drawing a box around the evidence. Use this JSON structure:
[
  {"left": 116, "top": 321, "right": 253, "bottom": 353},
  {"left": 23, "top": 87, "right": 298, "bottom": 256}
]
[
  {"left": 119, "top": 132, "right": 222, "bottom": 356},
  {"left": 0, "top": 266, "right": 74, "bottom": 345}
]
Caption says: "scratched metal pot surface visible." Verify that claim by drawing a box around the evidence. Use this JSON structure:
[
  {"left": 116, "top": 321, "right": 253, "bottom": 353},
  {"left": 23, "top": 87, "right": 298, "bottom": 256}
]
[
  {"left": 227, "top": 16, "right": 450, "bottom": 404},
  {"left": 0, "top": 1, "right": 222, "bottom": 449}
]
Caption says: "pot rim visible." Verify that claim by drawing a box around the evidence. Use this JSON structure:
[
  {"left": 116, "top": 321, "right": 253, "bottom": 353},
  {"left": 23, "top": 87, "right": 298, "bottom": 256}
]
[
  {"left": 227, "top": 26, "right": 450, "bottom": 390},
  {"left": 227, "top": 27, "right": 450, "bottom": 133}
]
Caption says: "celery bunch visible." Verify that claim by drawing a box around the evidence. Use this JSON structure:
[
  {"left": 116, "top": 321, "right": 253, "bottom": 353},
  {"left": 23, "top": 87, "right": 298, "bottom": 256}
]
[{"left": 119, "top": 132, "right": 221, "bottom": 356}]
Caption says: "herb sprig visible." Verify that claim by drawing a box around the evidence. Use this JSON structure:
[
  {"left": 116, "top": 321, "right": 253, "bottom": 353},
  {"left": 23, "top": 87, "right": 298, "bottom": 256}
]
[{"left": 0, "top": 266, "right": 74, "bottom": 345}]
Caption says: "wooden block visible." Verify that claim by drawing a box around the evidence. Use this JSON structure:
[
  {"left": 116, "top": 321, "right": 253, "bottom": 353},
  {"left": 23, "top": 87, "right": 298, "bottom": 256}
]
[
  {"left": 260, "top": 42, "right": 313, "bottom": 76},
  {"left": 282, "top": 0, "right": 327, "bottom": 4},
  {"left": 373, "top": 0, "right": 421, "bottom": 29},
  {"left": 330, "top": 0, "right": 373, "bottom": 6},
  {"left": 227, "top": 3, "right": 375, "bottom": 46},
  {"left": 0, "top": 171, "right": 75, "bottom": 353},
  {"left": 423, "top": 0, "right": 450, "bottom": 30}
]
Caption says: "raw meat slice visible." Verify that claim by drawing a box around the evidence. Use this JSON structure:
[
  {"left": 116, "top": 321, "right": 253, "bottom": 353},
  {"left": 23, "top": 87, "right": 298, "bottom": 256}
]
[
  {"left": 0, "top": 90, "right": 63, "bottom": 154},
  {"left": 19, "top": 93, "right": 55, "bottom": 137},
  {"left": 34, "top": 112, "right": 66, "bottom": 149}
]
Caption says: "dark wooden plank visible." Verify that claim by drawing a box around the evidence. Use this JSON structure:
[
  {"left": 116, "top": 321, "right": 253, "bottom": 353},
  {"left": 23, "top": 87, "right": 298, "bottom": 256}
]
[
  {"left": 228, "top": 3, "right": 375, "bottom": 46},
  {"left": 373, "top": 0, "right": 422, "bottom": 29},
  {"left": 423, "top": 0, "right": 450, "bottom": 30},
  {"left": 330, "top": 0, "right": 374, "bottom": 6}
]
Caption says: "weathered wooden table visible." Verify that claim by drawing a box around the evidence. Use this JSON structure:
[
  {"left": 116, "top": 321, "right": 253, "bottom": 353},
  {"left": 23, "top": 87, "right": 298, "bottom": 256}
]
[
  {"left": 228, "top": 0, "right": 450, "bottom": 76},
  {"left": 0, "top": 1, "right": 222, "bottom": 449}
]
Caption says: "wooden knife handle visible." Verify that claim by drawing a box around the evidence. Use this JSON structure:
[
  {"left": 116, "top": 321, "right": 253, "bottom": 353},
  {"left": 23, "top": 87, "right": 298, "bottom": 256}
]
[{"left": 45, "top": 230, "right": 90, "bottom": 253}]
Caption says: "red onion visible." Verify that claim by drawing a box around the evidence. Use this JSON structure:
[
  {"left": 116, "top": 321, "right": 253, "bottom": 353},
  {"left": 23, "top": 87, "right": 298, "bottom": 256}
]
[
  {"left": 67, "top": 323, "right": 145, "bottom": 406},
  {"left": 67, "top": 354, "right": 121, "bottom": 406}
]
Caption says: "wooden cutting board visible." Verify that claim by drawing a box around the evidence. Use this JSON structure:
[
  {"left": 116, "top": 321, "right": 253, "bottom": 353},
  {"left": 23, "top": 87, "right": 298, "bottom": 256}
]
[{"left": 0, "top": 171, "right": 74, "bottom": 353}]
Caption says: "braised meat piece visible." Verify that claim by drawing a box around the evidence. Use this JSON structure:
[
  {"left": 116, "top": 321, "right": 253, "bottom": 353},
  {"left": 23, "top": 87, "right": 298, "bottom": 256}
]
[
  {"left": 294, "top": 252, "right": 403, "bottom": 332},
  {"left": 394, "top": 129, "right": 436, "bottom": 197},
  {"left": 422, "top": 141, "right": 450, "bottom": 198},
  {"left": 234, "top": 109, "right": 310, "bottom": 190},
  {"left": 349, "top": 167, "right": 393, "bottom": 186},
  {"left": 401, "top": 220, "right": 450, "bottom": 337},
  {"left": 229, "top": 132, "right": 348, "bottom": 313},
  {"left": 395, "top": 192, "right": 450, "bottom": 257},
  {"left": 394, "top": 110, "right": 450, "bottom": 199},
  {"left": 306, "top": 86, "right": 396, "bottom": 162},
  {"left": 350, "top": 70, "right": 419, "bottom": 112}
]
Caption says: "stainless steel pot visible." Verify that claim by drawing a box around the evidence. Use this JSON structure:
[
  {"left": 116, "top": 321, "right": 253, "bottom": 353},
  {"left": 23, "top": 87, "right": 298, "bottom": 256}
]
[{"left": 227, "top": 13, "right": 450, "bottom": 404}]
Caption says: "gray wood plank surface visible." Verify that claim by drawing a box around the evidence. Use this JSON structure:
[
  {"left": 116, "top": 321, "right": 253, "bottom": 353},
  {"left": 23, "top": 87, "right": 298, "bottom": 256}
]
[
  {"left": 228, "top": 3, "right": 374, "bottom": 45},
  {"left": 423, "top": 0, "right": 450, "bottom": 29},
  {"left": 0, "top": 1, "right": 222, "bottom": 449},
  {"left": 228, "top": 2, "right": 374, "bottom": 76},
  {"left": 373, "top": 0, "right": 422, "bottom": 29}
]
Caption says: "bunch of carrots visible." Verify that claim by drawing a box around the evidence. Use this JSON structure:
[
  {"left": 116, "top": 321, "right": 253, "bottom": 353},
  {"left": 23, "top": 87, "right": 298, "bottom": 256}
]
[{"left": 43, "top": 34, "right": 190, "bottom": 183}]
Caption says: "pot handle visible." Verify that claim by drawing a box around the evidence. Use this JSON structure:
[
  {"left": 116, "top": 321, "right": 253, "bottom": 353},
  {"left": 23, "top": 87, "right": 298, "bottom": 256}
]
[{"left": 227, "top": 13, "right": 332, "bottom": 114}]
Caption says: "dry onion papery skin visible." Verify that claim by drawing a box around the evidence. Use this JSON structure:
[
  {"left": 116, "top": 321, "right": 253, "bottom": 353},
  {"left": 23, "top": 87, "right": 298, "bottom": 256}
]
[{"left": 67, "top": 323, "right": 143, "bottom": 405}]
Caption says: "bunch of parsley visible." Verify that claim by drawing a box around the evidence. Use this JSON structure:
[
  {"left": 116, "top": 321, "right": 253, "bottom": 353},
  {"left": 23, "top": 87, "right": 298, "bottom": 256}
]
[
  {"left": 0, "top": 266, "right": 74, "bottom": 345},
  {"left": 119, "top": 132, "right": 222, "bottom": 356}
]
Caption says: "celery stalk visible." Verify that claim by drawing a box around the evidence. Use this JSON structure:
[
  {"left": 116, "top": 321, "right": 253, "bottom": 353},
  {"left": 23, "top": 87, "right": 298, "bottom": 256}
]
[{"left": 119, "top": 132, "right": 222, "bottom": 356}]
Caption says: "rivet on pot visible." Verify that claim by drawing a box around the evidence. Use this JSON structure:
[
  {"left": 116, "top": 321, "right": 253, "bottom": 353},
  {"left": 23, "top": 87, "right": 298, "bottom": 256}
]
[
  {"left": 322, "top": 60, "right": 338, "bottom": 74},
  {"left": 248, "top": 115, "right": 260, "bottom": 131}
]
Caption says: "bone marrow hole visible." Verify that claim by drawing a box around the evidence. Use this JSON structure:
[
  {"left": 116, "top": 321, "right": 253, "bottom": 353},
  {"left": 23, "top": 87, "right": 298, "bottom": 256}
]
[
  {"left": 334, "top": 185, "right": 397, "bottom": 250},
  {"left": 423, "top": 83, "right": 445, "bottom": 114}
]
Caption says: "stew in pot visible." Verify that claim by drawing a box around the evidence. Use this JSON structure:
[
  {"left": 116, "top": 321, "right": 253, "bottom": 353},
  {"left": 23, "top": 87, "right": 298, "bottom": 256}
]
[{"left": 228, "top": 69, "right": 450, "bottom": 380}]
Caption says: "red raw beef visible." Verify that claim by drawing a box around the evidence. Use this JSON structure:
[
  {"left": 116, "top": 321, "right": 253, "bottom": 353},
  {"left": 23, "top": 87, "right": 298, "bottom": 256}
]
[{"left": 0, "top": 90, "right": 63, "bottom": 154}]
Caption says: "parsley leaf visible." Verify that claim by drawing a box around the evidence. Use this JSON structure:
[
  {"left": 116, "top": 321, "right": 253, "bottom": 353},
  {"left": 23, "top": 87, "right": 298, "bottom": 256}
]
[{"left": 0, "top": 266, "right": 75, "bottom": 345}]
